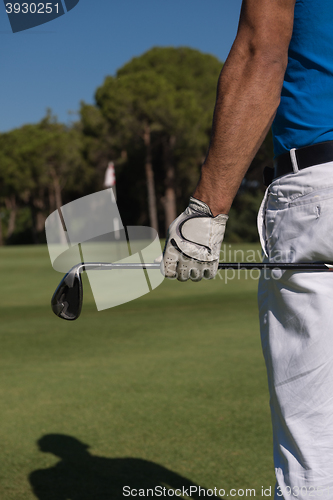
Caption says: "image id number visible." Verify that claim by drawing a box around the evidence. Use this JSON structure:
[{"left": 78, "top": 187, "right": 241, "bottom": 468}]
[
  {"left": 277, "top": 485, "right": 330, "bottom": 497},
  {"left": 5, "top": 3, "right": 59, "bottom": 14}
]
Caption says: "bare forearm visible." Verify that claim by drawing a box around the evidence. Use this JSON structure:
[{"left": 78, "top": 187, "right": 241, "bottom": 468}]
[
  {"left": 194, "top": 49, "right": 285, "bottom": 215},
  {"left": 193, "top": 0, "right": 296, "bottom": 216}
]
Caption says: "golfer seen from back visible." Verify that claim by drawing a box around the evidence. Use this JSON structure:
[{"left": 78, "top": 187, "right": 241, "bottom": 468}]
[{"left": 163, "top": 0, "right": 333, "bottom": 497}]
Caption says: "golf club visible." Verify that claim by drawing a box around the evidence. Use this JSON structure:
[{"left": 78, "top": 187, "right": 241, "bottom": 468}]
[{"left": 51, "top": 261, "right": 333, "bottom": 321}]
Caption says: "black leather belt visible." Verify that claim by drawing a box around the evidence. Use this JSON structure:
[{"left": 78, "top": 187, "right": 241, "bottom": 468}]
[{"left": 263, "top": 140, "right": 333, "bottom": 186}]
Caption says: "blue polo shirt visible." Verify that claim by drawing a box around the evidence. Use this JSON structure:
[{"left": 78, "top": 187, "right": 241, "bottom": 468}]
[{"left": 272, "top": 0, "right": 333, "bottom": 157}]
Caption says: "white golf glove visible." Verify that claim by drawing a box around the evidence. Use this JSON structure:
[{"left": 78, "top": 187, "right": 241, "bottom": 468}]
[{"left": 162, "top": 196, "right": 228, "bottom": 281}]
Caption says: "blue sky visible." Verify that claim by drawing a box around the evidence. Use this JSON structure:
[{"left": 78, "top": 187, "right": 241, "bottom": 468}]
[{"left": 0, "top": 0, "right": 242, "bottom": 132}]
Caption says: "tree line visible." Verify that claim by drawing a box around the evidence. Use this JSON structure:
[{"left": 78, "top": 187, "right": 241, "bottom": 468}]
[{"left": 0, "top": 47, "right": 273, "bottom": 245}]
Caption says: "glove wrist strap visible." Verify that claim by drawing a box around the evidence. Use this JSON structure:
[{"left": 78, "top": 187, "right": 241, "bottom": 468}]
[{"left": 189, "top": 196, "right": 214, "bottom": 216}]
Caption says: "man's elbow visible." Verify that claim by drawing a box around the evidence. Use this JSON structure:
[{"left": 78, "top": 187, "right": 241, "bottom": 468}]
[
  {"left": 244, "top": 33, "right": 290, "bottom": 74},
  {"left": 258, "top": 49, "right": 288, "bottom": 76}
]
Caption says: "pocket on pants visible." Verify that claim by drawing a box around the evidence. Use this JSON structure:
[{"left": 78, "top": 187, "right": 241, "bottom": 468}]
[{"left": 266, "top": 189, "right": 333, "bottom": 263}]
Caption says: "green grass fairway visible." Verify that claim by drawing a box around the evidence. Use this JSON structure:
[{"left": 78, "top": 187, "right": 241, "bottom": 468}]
[{"left": 0, "top": 245, "right": 275, "bottom": 499}]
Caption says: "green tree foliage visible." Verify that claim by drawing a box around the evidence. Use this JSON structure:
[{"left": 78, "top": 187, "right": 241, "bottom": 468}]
[
  {"left": 86, "top": 47, "right": 223, "bottom": 234},
  {"left": 0, "top": 113, "right": 92, "bottom": 243},
  {"left": 80, "top": 102, "right": 118, "bottom": 187},
  {"left": 115, "top": 47, "right": 223, "bottom": 199},
  {"left": 85, "top": 46, "right": 272, "bottom": 240},
  {"left": 0, "top": 47, "right": 274, "bottom": 245}
]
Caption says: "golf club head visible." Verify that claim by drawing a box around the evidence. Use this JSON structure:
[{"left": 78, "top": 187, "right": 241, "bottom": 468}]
[{"left": 51, "top": 266, "right": 83, "bottom": 320}]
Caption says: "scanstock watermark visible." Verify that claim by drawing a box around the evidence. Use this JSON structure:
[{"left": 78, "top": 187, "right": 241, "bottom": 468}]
[
  {"left": 122, "top": 485, "right": 274, "bottom": 497},
  {"left": 45, "top": 189, "right": 164, "bottom": 314},
  {"left": 3, "top": 0, "right": 80, "bottom": 33}
]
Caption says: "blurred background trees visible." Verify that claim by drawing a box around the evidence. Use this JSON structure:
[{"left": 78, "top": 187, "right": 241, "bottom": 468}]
[{"left": 0, "top": 47, "right": 273, "bottom": 245}]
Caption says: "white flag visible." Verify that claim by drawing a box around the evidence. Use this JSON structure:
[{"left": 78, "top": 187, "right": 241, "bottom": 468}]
[{"left": 104, "top": 162, "right": 116, "bottom": 188}]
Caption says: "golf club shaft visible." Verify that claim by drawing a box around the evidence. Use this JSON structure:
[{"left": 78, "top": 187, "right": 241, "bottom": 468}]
[
  {"left": 77, "top": 262, "right": 333, "bottom": 271},
  {"left": 51, "top": 261, "right": 333, "bottom": 321}
]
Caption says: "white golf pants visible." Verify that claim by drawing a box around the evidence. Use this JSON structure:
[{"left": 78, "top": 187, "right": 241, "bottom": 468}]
[{"left": 258, "top": 160, "right": 333, "bottom": 499}]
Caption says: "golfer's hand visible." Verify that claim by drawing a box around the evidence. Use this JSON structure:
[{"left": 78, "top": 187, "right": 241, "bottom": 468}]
[{"left": 162, "top": 197, "right": 228, "bottom": 282}]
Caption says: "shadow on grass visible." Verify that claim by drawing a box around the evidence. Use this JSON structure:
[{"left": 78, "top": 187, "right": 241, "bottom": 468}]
[{"left": 29, "top": 434, "right": 224, "bottom": 499}]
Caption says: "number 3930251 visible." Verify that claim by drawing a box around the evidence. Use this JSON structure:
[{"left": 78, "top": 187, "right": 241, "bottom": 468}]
[{"left": 5, "top": 3, "right": 59, "bottom": 14}]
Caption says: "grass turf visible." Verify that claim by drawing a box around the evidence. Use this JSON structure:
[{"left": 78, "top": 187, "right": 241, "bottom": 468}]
[{"left": 0, "top": 244, "right": 275, "bottom": 499}]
